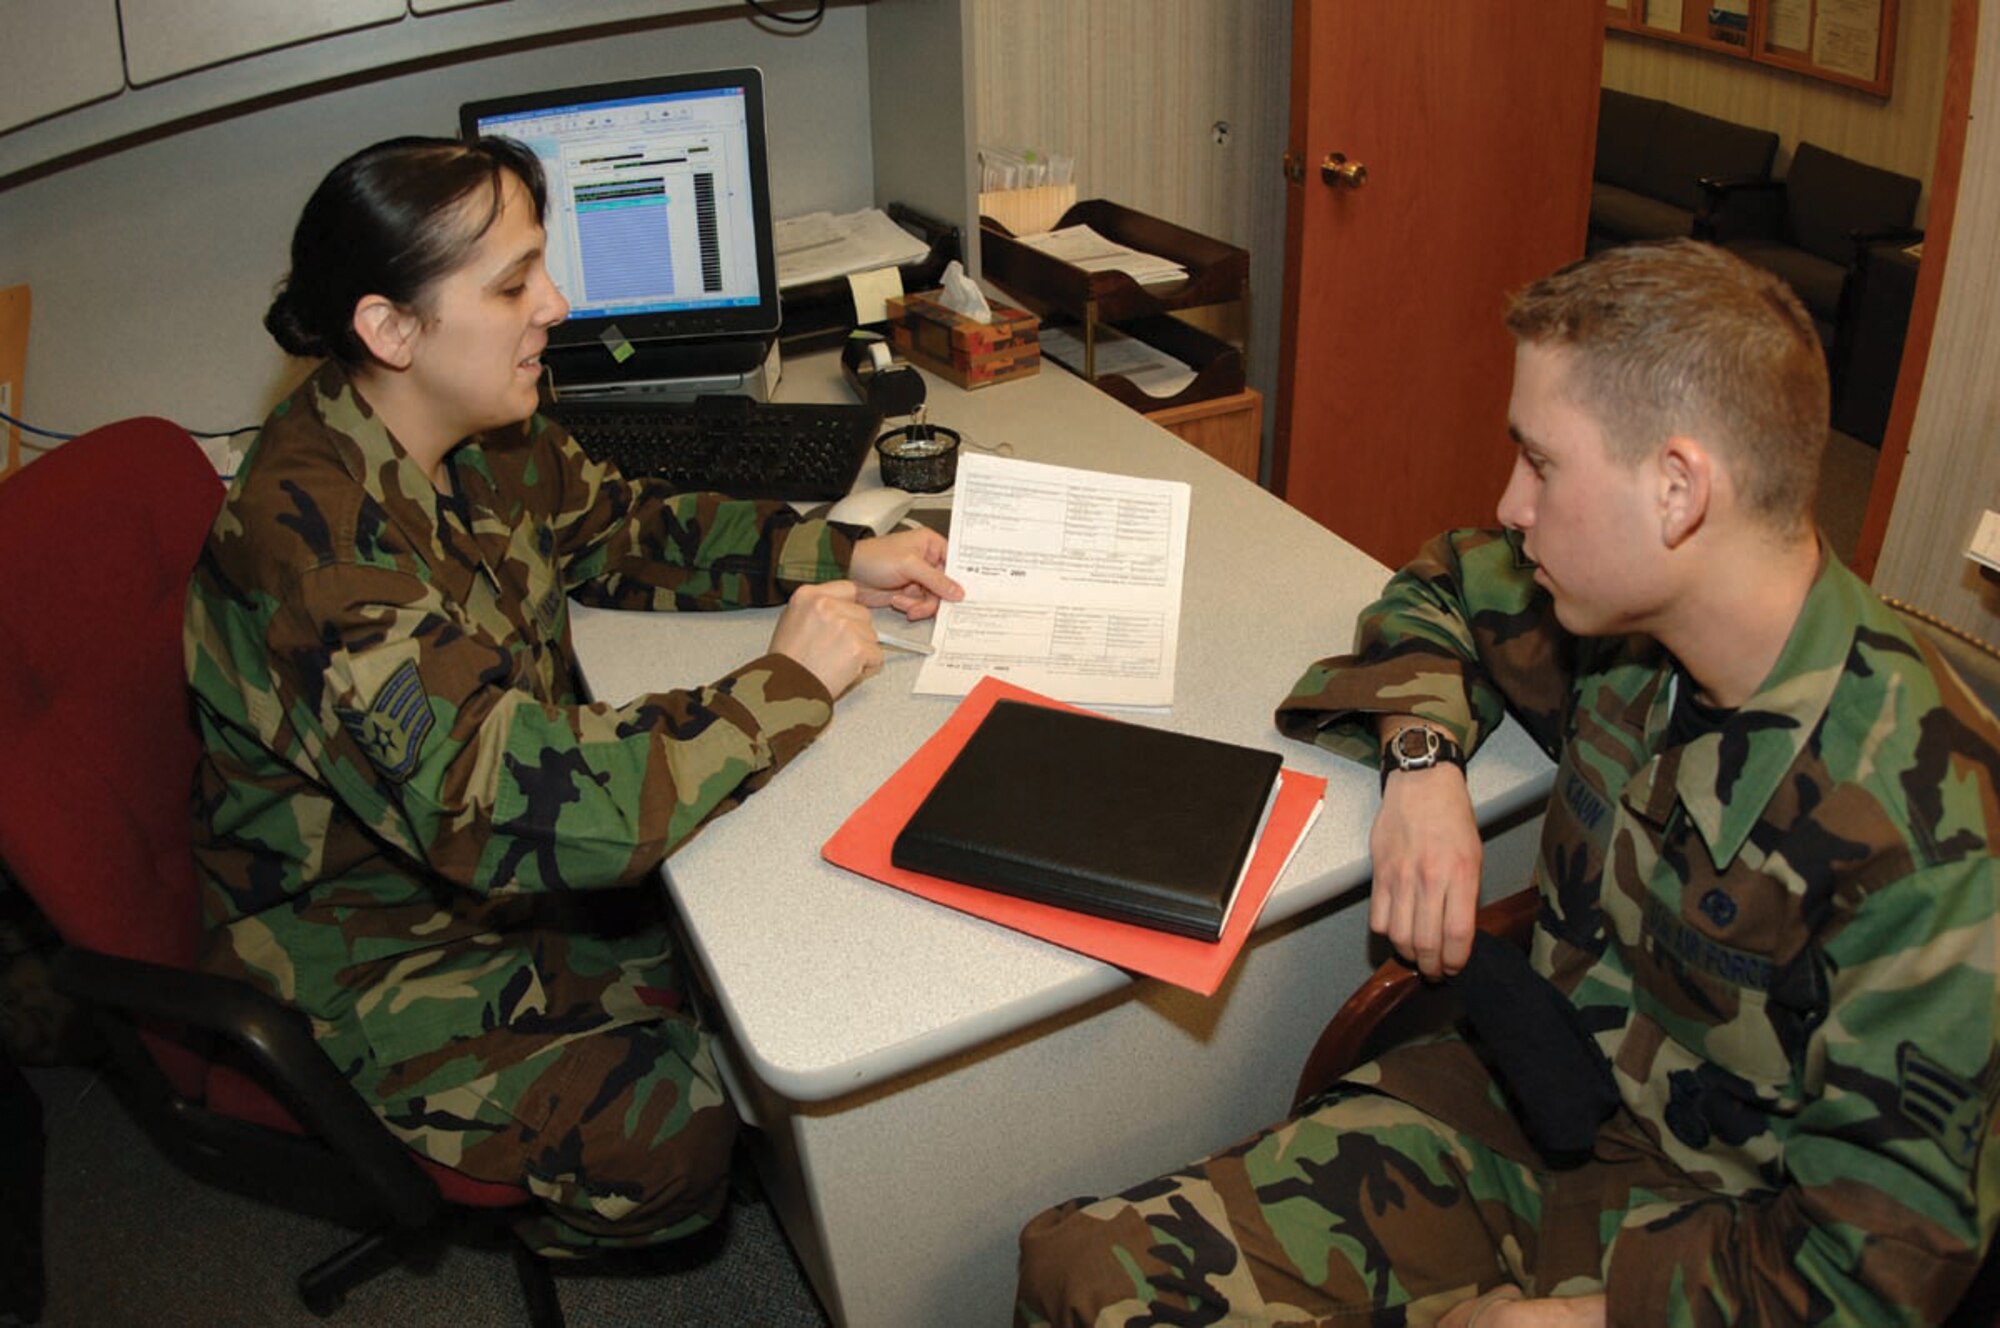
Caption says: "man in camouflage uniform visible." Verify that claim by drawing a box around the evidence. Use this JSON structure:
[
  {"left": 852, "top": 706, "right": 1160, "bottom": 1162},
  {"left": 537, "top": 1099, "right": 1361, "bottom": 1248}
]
[
  {"left": 1015, "top": 241, "right": 2000, "bottom": 1325},
  {"left": 185, "top": 357, "right": 928, "bottom": 1252}
]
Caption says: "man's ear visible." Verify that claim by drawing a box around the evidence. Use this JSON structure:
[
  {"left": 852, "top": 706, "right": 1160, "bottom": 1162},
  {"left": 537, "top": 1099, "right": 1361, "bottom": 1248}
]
[
  {"left": 1657, "top": 435, "right": 1712, "bottom": 549},
  {"left": 352, "top": 295, "right": 421, "bottom": 371}
]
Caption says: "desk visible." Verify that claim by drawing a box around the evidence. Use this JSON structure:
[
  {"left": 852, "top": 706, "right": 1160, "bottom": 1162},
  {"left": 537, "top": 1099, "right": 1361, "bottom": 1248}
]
[{"left": 570, "top": 351, "right": 1554, "bottom": 1326}]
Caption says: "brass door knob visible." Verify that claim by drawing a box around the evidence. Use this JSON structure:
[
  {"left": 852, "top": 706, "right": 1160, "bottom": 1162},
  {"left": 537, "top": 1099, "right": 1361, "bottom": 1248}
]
[{"left": 1320, "top": 152, "right": 1368, "bottom": 188}]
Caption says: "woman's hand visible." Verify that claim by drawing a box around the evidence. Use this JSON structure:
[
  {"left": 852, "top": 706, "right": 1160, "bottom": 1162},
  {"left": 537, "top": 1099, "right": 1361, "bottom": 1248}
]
[
  {"left": 848, "top": 528, "right": 962, "bottom": 620},
  {"left": 769, "top": 581, "right": 881, "bottom": 699},
  {"left": 1440, "top": 1287, "right": 1605, "bottom": 1327}
]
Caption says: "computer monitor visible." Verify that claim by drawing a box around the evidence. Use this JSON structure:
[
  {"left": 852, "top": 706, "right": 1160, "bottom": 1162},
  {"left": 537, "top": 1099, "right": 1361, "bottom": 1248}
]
[{"left": 460, "top": 67, "right": 780, "bottom": 390}]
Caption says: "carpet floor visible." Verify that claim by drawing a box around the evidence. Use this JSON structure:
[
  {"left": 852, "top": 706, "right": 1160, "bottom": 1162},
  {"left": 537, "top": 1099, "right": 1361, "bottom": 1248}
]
[{"left": 20, "top": 1064, "right": 831, "bottom": 1327}]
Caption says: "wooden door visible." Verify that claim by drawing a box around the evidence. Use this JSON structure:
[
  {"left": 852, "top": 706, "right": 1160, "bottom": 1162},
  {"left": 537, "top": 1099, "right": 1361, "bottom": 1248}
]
[{"left": 1274, "top": 2, "right": 1603, "bottom": 568}]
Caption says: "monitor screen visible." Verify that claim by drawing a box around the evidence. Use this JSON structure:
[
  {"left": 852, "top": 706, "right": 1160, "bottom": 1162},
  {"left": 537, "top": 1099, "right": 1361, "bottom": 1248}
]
[{"left": 460, "top": 68, "right": 780, "bottom": 354}]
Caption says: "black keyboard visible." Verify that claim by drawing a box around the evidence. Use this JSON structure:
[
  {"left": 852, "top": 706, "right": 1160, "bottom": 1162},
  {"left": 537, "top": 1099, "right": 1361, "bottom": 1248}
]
[{"left": 550, "top": 395, "right": 883, "bottom": 502}]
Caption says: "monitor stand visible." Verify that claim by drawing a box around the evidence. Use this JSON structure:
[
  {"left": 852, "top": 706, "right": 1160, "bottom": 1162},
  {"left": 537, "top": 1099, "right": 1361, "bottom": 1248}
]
[{"left": 544, "top": 334, "right": 780, "bottom": 404}]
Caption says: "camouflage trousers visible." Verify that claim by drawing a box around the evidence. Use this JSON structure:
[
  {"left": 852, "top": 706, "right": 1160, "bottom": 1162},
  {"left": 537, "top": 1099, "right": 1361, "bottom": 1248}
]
[
  {"left": 360, "top": 920, "right": 738, "bottom": 1258},
  {"left": 1015, "top": 1081, "right": 1715, "bottom": 1327}
]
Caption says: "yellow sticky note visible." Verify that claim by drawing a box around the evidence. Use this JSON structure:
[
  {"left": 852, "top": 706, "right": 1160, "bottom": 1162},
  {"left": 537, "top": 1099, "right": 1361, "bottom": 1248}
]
[
  {"left": 599, "top": 323, "right": 635, "bottom": 364},
  {"left": 847, "top": 267, "right": 905, "bottom": 327}
]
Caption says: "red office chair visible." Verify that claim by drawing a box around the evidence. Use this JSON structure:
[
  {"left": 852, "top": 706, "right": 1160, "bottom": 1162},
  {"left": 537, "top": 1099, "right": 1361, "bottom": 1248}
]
[{"left": 0, "top": 419, "right": 558, "bottom": 1323}]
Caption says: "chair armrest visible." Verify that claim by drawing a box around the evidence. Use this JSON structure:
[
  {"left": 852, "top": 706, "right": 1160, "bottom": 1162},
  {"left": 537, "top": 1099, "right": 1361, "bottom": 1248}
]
[
  {"left": 1848, "top": 225, "right": 1924, "bottom": 260},
  {"left": 52, "top": 946, "right": 439, "bottom": 1230},
  {"left": 1697, "top": 176, "right": 1785, "bottom": 244},
  {"left": 1292, "top": 888, "right": 1539, "bottom": 1110}
]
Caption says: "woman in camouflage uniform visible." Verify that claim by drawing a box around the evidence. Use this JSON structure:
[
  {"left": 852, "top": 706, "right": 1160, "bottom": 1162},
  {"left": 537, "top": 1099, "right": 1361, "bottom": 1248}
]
[{"left": 185, "top": 136, "right": 959, "bottom": 1254}]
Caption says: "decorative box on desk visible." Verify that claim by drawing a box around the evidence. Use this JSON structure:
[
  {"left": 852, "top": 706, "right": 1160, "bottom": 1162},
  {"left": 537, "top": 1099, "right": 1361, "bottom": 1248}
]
[
  {"left": 978, "top": 199, "right": 1258, "bottom": 480},
  {"left": 885, "top": 291, "right": 1040, "bottom": 390}
]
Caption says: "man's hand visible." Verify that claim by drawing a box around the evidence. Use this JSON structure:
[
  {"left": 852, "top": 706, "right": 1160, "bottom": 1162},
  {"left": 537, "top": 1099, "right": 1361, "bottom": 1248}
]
[
  {"left": 1439, "top": 1287, "right": 1605, "bottom": 1327},
  {"left": 769, "top": 581, "right": 880, "bottom": 699},
  {"left": 849, "top": 528, "right": 962, "bottom": 620},
  {"left": 1371, "top": 755, "right": 1482, "bottom": 980}
]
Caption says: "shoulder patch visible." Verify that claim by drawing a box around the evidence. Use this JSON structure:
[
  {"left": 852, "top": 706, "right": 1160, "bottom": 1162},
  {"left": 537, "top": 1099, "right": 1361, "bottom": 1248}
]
[
  {"left": 1897, "top": 1042, "right": 1985, "bottom": 1168},
  {"left": 340, "top": 658, "right": 434, "bottom": 781}
]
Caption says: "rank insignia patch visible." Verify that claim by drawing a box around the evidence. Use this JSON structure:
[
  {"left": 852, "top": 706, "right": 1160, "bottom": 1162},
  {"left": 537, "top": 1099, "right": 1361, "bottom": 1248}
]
[
  {"left": 341, "top": 658, "right": 433, "bottom": 781},
  {"left": 1897, "top": 1042, "right": 1985, "bottom": 1168}
]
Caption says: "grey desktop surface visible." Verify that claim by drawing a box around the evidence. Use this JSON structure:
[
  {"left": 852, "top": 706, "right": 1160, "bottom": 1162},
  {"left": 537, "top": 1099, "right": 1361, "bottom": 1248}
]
[{"left": 569, "top": 348, "right": 1556, "bottom": 1105}]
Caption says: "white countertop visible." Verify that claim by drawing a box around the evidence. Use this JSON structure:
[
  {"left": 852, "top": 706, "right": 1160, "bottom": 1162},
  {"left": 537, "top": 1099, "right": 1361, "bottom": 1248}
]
[{"left": 569, "top": 349, "right": 1554, "bottom": 1103}]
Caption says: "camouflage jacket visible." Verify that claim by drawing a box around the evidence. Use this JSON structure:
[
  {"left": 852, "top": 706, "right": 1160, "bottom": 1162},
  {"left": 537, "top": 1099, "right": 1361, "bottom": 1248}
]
[
  {"left": 1278, "top": 528, "right": 1999, "bottom": 1325},
  {"left": 184, "top": 361, "right": 850, "bottom": 1091}
]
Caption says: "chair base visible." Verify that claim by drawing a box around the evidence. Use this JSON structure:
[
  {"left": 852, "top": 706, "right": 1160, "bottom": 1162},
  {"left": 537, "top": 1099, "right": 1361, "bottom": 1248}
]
[
  {"left": 295, "top": 1219, "right": 563, "bottom": 1327},
  {"left": 299, "top": 1224, "right": 415, "bottom": 1318},
  {"left": 512, "top": 1242, "right": 564, "bottom": 1328}
]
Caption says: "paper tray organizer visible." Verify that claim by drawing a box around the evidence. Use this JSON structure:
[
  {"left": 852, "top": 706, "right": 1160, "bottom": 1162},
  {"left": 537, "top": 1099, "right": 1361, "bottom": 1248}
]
[{"left": 978, "top": 198, "right": 1248, "bottom": 413}]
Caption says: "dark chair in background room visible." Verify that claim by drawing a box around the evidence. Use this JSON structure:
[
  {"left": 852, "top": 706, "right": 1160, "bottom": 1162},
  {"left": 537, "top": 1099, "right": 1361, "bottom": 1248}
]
[
  {"left": 1700, "top": 141, "right": 1922, "bottom": 348},
  {"left": 1589, "top": 87, "right": 1779, "bottom": 253},
  {"left": 1702, "top": 143, "right": 1923, "bottom": 444},
  {"left": 0, "top": 420, "right": 560, "bottom": 1325}
]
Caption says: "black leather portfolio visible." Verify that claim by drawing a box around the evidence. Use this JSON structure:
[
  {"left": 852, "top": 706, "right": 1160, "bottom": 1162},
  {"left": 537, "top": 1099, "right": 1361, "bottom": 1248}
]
[{"left": 890, "top": 700, "right": 1283, "bottom": 941}]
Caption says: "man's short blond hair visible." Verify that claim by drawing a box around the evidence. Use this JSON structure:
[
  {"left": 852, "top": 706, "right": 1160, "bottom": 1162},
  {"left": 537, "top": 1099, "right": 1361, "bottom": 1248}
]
[{"left": 1504, "top": 240, "right": 1829, "bottom": 531}]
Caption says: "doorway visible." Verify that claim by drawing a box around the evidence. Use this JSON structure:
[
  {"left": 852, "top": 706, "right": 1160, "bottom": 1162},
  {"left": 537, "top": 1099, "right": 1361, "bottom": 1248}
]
[{"left": 1594, "top": 4, "right": 1968, "bottom": 576}]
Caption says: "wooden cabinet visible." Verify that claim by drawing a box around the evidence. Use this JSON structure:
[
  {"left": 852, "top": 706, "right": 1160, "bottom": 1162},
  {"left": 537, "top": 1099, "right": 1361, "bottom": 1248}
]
[{"left": 1147, "top": 388, "right": 1262, "bottom": 483}]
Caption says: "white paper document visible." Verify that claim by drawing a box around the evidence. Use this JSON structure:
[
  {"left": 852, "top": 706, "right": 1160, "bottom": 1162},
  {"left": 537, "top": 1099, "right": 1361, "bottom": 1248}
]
[
  {"left": 1015, "top": 224, "right": 1189, "bottom": 287},
  {"left": 774, "top": 208, "right": 932, "bottom": 289},
  {"left": 1038, "top": 325, "right": 1197, "bottom": 399},
  {"left": 915, "top": 453, "right": 1191, "bottom": 707}
]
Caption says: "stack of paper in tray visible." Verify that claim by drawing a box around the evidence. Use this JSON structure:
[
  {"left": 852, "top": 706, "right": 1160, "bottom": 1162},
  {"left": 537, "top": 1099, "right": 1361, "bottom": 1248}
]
[{"left": 1014, "top": 224, "right": 1189, "bottom": 286}]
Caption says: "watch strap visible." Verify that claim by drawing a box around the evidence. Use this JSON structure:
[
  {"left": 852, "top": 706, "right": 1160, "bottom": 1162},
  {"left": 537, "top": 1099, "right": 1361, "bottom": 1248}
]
[{"left": 1379, "top": 725, "right": 1466, "bottom": 790}]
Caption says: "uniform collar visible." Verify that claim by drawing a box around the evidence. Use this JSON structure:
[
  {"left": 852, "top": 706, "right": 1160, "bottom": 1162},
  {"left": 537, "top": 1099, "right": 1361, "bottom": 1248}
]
[
  {"left": 305, "top": 362, "right": 515, "bottom": 600},
  {"left": 1624, "top": 548, "right": 1867, "bottom": 867}
]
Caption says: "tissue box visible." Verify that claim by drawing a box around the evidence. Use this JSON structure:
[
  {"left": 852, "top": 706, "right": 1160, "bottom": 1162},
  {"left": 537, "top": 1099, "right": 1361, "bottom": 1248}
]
[{"left": 885, "top": 291, "right": 1040, "bottom": 390}]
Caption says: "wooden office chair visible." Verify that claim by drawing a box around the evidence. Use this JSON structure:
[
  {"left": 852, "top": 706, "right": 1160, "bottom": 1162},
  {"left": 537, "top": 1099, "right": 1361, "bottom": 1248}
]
[
  {"left": 0, "top": 419, "right": 559, "bottom": 1324},
  {"left": 1293, "top": 887, "right": 1538, "bottom": 1109},
  {"left": 1294, "top": 870, "right": 2000, "bottom": 1321}
]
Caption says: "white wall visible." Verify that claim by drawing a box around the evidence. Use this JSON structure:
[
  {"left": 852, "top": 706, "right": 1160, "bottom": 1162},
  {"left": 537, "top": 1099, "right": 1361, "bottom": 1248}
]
[{"left": 0, "top": 9, "right": 875, "bottom": 439}]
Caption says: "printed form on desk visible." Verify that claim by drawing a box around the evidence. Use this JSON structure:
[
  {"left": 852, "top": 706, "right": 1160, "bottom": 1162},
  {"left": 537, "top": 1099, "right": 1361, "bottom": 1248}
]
[
  {"left": 1014, "top": 224, "right": 1188, "bottom": 287},
  {"left": 914, "top": 453, "right": 1190, "bottom": 708},
  {"left": 775, "top": 208, "right": 932, "bottom": 288}
]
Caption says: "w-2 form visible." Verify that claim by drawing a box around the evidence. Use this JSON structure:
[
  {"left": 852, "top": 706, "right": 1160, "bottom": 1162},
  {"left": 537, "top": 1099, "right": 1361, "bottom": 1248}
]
[{"left": 913, "top": 452, "right": 1190, "bottom": 708}]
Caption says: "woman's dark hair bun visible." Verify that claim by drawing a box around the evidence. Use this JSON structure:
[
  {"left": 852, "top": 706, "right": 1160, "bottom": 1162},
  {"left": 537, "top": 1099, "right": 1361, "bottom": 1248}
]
[{"left": 263, "top": 284, "right": 330, "bottom": 359}]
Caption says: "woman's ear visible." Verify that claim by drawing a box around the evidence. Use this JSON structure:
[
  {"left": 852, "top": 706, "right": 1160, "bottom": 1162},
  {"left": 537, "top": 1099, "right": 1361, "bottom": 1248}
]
[
  {"left": 352, "top": 295, "right": 420, "bottom": 371},
  {"left": 1657, "top": 435, "right": 1712, "bottom": 549}
]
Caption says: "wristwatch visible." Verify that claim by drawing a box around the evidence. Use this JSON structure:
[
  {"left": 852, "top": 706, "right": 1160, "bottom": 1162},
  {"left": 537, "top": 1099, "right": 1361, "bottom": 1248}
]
[{"left": 1380, "top": 724, "right": 1466, "bottom": 790}]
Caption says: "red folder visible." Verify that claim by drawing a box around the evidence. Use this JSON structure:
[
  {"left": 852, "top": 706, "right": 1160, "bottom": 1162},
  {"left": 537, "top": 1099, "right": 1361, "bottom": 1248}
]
[{"left": 822, "top": 677, "right": 1327, "bottom": 995}]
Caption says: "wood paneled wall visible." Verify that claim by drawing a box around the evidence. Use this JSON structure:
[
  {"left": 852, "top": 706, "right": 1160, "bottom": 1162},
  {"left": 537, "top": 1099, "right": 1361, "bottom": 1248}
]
[
  {"left": 970, "top": 0, "right": 1291, "bottom": 470},
  {"left": 1602, "top": 5, "right": 1952, "bottom": 221},
  {"left": 1873, "top": 1, "right": 2000, "bottom": 639}
]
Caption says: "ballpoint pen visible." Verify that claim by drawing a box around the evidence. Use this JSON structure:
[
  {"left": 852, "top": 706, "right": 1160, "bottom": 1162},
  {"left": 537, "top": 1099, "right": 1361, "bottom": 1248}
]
[{"left": 876, "top": 630, "right": 934, "bottom": 656}]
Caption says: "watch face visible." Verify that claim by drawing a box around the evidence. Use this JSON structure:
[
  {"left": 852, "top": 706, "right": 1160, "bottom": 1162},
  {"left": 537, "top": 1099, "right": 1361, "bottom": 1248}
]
[{"left": 1392, "top": 726, "right": 1440, "bottom": 767}]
